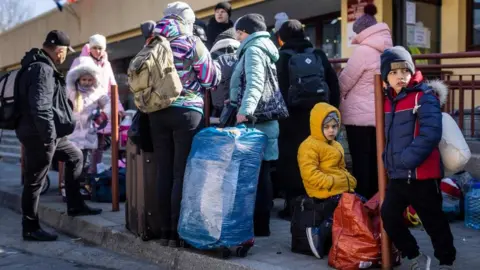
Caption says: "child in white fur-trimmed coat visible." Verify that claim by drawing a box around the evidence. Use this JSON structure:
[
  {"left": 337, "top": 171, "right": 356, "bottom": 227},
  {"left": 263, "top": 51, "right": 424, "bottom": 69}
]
[{"left": 66, "top": 56, "right": 109, "bottom": 170}]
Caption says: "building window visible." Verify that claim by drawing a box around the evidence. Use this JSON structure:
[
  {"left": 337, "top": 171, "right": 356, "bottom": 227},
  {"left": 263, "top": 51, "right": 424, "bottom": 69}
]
[
  {"left": 467, "top": 0, "right": 480, "bottom": 51},
  {"left": 404, "top": 0, "right": 441, "bottom": 62}
]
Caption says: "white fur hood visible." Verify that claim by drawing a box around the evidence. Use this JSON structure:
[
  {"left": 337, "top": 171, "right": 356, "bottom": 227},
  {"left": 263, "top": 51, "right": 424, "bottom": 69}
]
[
  {"left": 66, "top": 56, "right": 102, "bottom": 90},
  {"left": 426, "top": 80, "right": 448, "bottom": 106},
  {"left": 210, "top": 38, "right": 240, "bottom": 54}
]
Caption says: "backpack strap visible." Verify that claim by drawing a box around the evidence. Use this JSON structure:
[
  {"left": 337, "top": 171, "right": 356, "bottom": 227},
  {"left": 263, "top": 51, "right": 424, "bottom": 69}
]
[
  {"left": 0, "top": 72, "right": 11, "bottom": 100},
  {"left": 281, "top": 49, "right": 297, "bottom": 57},
  {"left": 304, "top": 47, "right": 316, "bottom": 54}
]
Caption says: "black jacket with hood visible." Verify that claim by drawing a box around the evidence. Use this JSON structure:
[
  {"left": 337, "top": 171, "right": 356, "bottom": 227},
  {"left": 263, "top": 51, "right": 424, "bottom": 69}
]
[
  {"left": 274, "top": 39, "right": 340, "bottom": 197},
  {"left": 276, "top": 38, "right": 340, "bottom": 108},
  {"left": 15, "top": 48, "right": 75, "bottom": 143}
]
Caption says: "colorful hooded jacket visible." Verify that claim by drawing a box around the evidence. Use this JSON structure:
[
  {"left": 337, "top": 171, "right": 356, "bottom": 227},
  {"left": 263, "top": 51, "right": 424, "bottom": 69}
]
[
  {"left": 383, "top": 71, "right": 448, "bottom": 181},
  {"left": 154, "top": 15, "right": 220, "bottom": 113}
]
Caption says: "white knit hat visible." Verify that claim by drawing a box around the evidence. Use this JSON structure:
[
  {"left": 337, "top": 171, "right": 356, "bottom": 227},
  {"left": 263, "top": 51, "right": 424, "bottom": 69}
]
[
  {"left": 89, "top": 34, "right": 107, "bottom": 49},
  {"left": 274, "top": 12, "right": 289, "bottom": 32},
  {"left": 163, "top": 1, "right": 195, "bottom": 24}
]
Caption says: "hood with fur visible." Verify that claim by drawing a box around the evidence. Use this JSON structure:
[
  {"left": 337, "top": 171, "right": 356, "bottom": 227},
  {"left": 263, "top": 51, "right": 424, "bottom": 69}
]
[
  {"left": 66, "top": 56, "right": 102, "bottom": 90},
  {"left": 427, "top": 80, "right": 448, "bottom": 106},
  {"left": 210, "top": 38, "right": 240, "bottom": 54}
]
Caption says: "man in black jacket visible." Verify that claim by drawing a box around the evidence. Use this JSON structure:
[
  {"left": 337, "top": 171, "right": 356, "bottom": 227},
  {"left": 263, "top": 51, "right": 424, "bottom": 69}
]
[
  {"left": 275, "top": 20, "right": 340, "bottom": 220},
  {"left": 15, "top": 30, "right": 102, "bottom": 242}
]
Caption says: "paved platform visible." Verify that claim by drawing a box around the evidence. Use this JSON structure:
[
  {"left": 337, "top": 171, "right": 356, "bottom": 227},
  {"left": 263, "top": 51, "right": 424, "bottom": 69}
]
[{"left": 0, "top": 162, "right": 479, "bottom": 269}]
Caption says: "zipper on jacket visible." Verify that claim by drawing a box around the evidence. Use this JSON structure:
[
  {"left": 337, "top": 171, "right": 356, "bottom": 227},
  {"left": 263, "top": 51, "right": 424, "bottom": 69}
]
[
  {"left": 385, "top": 100, "right": 396, "bottom": 177},
  {"left": 335, "top": 147, "right": 351, "bottom": 192},
  {"left": 434, "top": 179, "right": 440, "bottom": 194}
]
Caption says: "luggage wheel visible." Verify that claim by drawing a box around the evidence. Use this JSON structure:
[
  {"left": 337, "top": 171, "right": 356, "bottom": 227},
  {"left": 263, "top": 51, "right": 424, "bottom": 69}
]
[
  {"left": 236, "top": 245, "right": 250, "bottom": 257},
  {"left": 236, "top": 239, "right": 254, "bottom": 257},
  {"left": 140, "top": 232, "right": 151, "bottom": 241},
  {"left": 220, "top": 247, "right": 231, "bottom": 259}
]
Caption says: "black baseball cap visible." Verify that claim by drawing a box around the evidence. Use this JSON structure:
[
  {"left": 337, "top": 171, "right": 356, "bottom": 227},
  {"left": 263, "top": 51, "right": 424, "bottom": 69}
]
[{"left": 43, "top": 30, "right": 75, "bottom": 52}]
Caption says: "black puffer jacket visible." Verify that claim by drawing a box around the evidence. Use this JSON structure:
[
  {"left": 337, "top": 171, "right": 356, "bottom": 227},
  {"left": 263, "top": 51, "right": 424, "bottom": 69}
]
[
  {"left": 15, "top": 48, "right": 75, "bottom": 143},
  {"left": 274, "top": 39, "right": 340, "bottom": 197}
]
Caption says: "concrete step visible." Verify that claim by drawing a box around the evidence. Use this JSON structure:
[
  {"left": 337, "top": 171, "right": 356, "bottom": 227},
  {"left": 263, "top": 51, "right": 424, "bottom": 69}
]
[
  {"left": 0, "top": 151, "right": 21, "bottom": 164},
  {"left": 0, "top": 137, "right": 21, "bottom": 147},
  {"left": 0, "top": 130, "right": 16, "bottom": 139},
  {"left": 0, "top": 144, "right": 21, "bottom": 155}
]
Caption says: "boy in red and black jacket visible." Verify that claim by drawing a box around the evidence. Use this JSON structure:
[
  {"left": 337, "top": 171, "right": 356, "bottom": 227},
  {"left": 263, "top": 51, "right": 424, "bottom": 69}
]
[{"left": 380, "top": 46, "right": 456, "bottom": 270}]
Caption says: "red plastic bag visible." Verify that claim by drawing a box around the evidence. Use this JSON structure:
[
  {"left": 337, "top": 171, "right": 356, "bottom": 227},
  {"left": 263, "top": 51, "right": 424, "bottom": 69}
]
[{"left": 328, "top": 193, "right": 380, "bottom": 269}]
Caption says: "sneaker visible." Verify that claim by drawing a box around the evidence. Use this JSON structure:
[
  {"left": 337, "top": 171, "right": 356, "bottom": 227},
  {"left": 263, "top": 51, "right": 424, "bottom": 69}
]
[
  {"left": 306, "top": 227, "right": 321, "bottom": 259},
  {"left": 410, "top": 253, "right": 431, "bottom": 270},
  {"left": 439, "top": 266, "right": 453, "bottom": 270}
]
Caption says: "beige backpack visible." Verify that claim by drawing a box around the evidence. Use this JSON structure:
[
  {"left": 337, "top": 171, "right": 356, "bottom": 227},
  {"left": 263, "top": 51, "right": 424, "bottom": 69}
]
[{"left": 128, "top": 36, "right": 183, "bottom": 113}]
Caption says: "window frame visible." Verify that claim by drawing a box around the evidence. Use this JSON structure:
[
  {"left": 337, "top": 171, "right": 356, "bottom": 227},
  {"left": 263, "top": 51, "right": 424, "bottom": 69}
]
[{"left": 467, "top": 0, "right": 480, "bottom": 51}]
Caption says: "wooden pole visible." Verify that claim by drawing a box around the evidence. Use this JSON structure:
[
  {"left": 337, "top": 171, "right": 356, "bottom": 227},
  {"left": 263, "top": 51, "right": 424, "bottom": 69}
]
[
  {"left": 111, "top": 85, "right": 120, "bottom": 211},
  {"left": 374, "top": 74, "right": 392, "bottom": 269}
]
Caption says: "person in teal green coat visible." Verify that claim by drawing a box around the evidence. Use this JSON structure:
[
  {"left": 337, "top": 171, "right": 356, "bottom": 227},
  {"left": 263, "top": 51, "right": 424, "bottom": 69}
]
[{"left": 230, "top": 14, "right": 281, "bottom": 236}]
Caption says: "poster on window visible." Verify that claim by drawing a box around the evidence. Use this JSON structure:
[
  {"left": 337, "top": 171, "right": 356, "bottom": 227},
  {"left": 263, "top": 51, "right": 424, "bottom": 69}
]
[{"left": 347, "top": 0, "right": 375, "bottom": 47}]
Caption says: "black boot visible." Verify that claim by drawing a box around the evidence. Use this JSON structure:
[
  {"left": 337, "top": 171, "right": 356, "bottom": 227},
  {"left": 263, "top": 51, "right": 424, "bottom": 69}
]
[
  {"left": 22, "top": 216, "right": 58, "bottom": 241},
  {"left": 254, "top": 212, "right": 271, "bottom": 237},
  {"left": 68, "top": 203, "right": 102, "bottom": 217},
  {"left": 23, "top": 228, "right": 58, "bottom": 241}
]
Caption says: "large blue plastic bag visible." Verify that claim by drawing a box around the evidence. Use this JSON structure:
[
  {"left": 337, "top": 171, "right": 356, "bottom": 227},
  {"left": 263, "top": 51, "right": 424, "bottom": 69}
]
[{"left": 178, "top": 125, "right": 268, "bottom": 249}]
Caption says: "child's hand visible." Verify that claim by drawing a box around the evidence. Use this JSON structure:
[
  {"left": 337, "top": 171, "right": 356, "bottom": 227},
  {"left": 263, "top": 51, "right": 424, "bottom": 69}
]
[{"left": 98, "top": 95, "right": 109, "bottom": 108}]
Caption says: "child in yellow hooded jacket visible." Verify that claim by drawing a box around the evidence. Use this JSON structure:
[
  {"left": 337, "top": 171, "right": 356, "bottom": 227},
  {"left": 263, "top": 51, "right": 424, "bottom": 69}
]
[{"left": 298, "top": 103, "right": 357, "bottom": 199}]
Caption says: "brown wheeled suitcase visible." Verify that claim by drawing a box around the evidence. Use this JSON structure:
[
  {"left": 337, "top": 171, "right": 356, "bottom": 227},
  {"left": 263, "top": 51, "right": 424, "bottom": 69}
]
[{"left": 125, "top": 139, "right": 161, "bottom": 241}]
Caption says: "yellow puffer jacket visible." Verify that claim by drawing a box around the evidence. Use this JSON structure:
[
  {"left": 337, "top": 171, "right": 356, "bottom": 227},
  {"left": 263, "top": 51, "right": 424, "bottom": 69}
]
[{"left": 297, "top": 103, "right": 357, "bottom": 199}]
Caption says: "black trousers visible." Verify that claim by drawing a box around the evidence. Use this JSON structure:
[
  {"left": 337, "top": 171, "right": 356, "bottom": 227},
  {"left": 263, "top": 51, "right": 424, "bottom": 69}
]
[
  {"left": 21, "top": 137, "right": 84, "bottom": 231},
  {"left": 254, "top": 161, "right": 273, "bottom": 235},
  {"left": 345, "top": 125, "right": 378, "bottom": 199},
  {"left": 381, "top": 179, "right": 456, "bottom": 265},
  {"left": 149, "top": 107, "right": 202, "bottom": 236}
]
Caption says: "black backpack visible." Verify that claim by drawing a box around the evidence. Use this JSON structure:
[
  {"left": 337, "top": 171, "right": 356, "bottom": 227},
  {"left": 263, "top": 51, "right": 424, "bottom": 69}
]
[
  {"left": 283, "top": 48, "right": 330, "bottom": 108},
  {"left": 0, "top": 70, "right": 20, "bottom": 130},
  {"left": 290, "top": 195, "right": 338, "bottom": 258}
]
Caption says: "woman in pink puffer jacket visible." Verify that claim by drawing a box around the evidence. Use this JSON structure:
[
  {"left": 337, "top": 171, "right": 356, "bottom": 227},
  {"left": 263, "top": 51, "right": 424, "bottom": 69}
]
[{"left": 338, "top": 4, "right": 392, "bottom": 199}]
